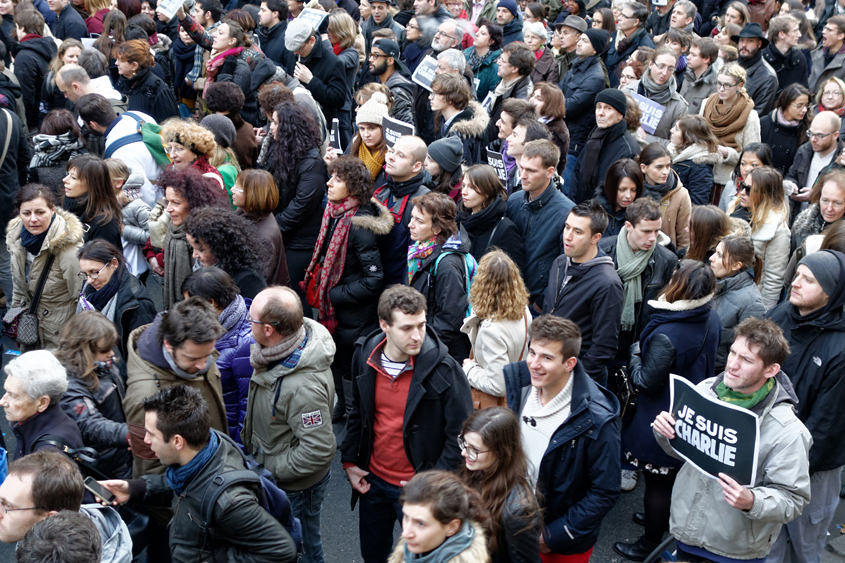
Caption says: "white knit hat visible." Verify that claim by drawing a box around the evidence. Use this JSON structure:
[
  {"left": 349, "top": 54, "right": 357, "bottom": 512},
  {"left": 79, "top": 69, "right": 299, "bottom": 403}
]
[{"left": 356, "top": 92, "right": 390, "bottom": 126}]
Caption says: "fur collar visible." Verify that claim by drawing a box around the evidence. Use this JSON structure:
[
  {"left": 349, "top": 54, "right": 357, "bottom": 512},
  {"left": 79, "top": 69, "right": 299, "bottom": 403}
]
[
  {"left": 671, "top": 143, "right": 720, "bottom": 166},
  {"left": 447, "top": 101, "right": 490, "bottom": 139},
  {"left": 386, "top": 522, "right": 488, "bottom": 563},
  {"left": 6, "top": 207, "right": 84, "bottom": 254},
  {"left": 791, "top": 203, "right": 821, "bottom": 241},
  {"left": 647, "top": 293, "right": 713, "bottom": 311},
  {"left": 351, "top": 199, "right": 394, "bottom": 235}
]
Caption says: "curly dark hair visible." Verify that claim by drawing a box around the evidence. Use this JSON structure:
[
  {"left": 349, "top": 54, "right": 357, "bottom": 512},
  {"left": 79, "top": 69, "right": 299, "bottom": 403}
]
[
  {"left": 327, "top": 155, "right": 374, "bottom": 201},
  {"left": 156, "top": 166, "right": 229, "bottom": 211},
  {"left": 257, "top": 81, "right": 294, "bottom": 119},
  {"left": 184, "top": 206, "right": 266, "bottom": 275},
  {"left": 265, "top": 101, "right": 322, "bottom": 208}
]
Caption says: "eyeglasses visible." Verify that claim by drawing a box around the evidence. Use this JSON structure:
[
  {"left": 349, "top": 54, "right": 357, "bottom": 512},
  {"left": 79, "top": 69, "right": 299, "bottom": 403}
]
[
  {"left": 822, "top": 90, "right": 843, "bottom": 98},
  {"left": 77, "top": 262, "right": 110, "bottom": 282},
  {"left": 716, "top": 80, "right": 738, "bottom": 90},
  {"left": 248, "top": 318, "right": 279, "bottom": 328},
  {"left": 368, "top": 52, "right": 387, "bottom": 60},
  {"left": 808, "top": 130, "right": 836, "bottom": 140},
  {"left": 0, "top": 501, "right": 39, "bottom": 514},
  {"left": 457, "top": 434, "right": 489, "bottom": 461},
  {"left": 435, "top": 30, "right": 456, "bottom": 40}
]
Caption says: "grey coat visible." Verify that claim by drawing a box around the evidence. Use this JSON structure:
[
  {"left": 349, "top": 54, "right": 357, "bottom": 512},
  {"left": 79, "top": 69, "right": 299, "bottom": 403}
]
[
  {"left": 712, "top": 271, "right": 766, "bottom": 372},
  {"left": 679, "top": 64, "right": 717, "bottom": 116}
]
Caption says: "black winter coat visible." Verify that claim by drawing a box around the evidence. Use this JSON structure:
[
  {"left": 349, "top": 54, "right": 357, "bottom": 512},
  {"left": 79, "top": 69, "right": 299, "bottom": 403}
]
[
  {"left": 560, "top": 54, "right": 606, "bottom": 152},
  {"left": 12, "top": 35, "right": 55, "bottom": 130},
  {"left": 231, "top": 269, "right": 267, "bottom": 300},
  {"left": 760, "top": 110, "right": 805, "bottom": 176},
  {"left": 672, "top": 154, "right": 717, "bottom": 206},
  {"left": 542, "top": 250, "right": 623, "bottom": 382},
  {"left": 0, "top": 109, "right": 30, "bottom": 237},
  {"left": 116, "top": 67, "right": 179, "bottom": 125},
  {"left": 113, "top": 269, "right": 157, "bottom": 359},
  {"left": 762, "top": 43, "right": 809, "bottom": 94},
  {"left": 374, "top": 172, "right": 430, "bottom": 285},
  {"left": 50, "top": 3, "right": 87, "bottom": 40},
  {"left": 457, "top": 197, "right": 523, "bottom": 266},
  {"left": 492, "top": 488, "right": 542, "bottom": 563},
  {"left": 440, "top": 100, "right": 489, "bottom": 166},
  {"left": 572, "top": 120, "right": 640, "bottom": 204},
  {"left": 12, "top": 403, "right": 84, "bottom": 460},
  {"left": 274, "top": 147, "right": 327, "bottom": 251},
  {"left": 595, "top": 192, "right": 627, "bottom": 238},
  {"left": 767, "top": 250, "right": 845, "bottom": 473},
  {"left": 604, "top": 28, "right": 654, "bottom": 87},
  {"left": 504, "top": 361, "right": 620, "bottom": 555},
  {"left": 485, "top": 74, "right": 532, "bottom": 143},
  {"left": 214, "top": 55, "right": 258, "bottom": 125},
  {"left": 410, "top": 228, "right": 474, "bottom": 361},
  {"left": 60, "top": 366, "right": 131, "bottom": 478},
  {"left": 257, "top": 21, "right": 292, "bottom": 66},
  {"left": 289, "top": 38, "right": 348, "bottom": 125},
  {"left": 342, "top": 327, "right": 473, "bottom": 487}
]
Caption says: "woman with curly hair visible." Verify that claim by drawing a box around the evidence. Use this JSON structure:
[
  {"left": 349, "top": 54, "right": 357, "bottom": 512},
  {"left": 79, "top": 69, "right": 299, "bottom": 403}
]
[
  {"left": 29, "top": 109, "right": 85, "bottom": 195},
  {"left": 160, "top": 118, "right": 224, "bottom": 187},
  {"left": 301, "top": 155, "right": 390, "bottom": 418},
  {"left": 56, "top": 311, "right": 131, "bottom": 478},
  {"left": 62, "top": 154, "right": 124, "bottom": 250},
  {"left": 146, "top": 166, "right": 229, "bottom": 308},
  {"left": 265, "top": 101, "right": 327, "bottom": 294},
  {"left": 185, "top": 206, "right": 267, "bottom": 299},
  {"left": 115, "top": 38, "right": 178, "bottom": 123},
  {"left": 458, "top": 408, "right": 541, "bottom": 563},
  {"left": 41, "top": 38, "right": 83, "bottom": 115},
  {"left": 460, "top": 250, "right": 531, "bottom": 403}
]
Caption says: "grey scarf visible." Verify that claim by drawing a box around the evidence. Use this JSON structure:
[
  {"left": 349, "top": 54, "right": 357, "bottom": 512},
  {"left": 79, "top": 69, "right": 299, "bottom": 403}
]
[
  {"left": 249, "top": 325, "right": 306, "bottom": 369},
  {"left": 639, "top": 70, "right": 676, "bottom": 106}
]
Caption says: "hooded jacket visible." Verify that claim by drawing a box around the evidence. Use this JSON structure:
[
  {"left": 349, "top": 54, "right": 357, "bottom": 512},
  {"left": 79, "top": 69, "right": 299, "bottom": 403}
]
[
  {"left": 751, "top": 208, "right": 791, "bottom": 310},
  {"left": 241, "top": 318, "right": 336, "bottom": 491},
  {"left": 12, "top": 35, "right": 55, "bottom": 130},
  {"left": 542, "top": 250, "right": 624, "bottom": 382},
  {"left": 712, "top": 270, "right": 766, "bottom": 371},
  {"left": 658, "top": 373, "right": 811, "bottom": 560},
  {"left": 215, "top": 296, "right": 253, "bottom": 445},
  {"left": 679, "top": 63, "right": 717, "bottom": 116},
  {"left": 767, "top": 249, "right": 845, "bottom": 472},
  {"left": 670, "top": 143, "right": 719, "bottom": 205},
  {"left": 123, "top": 315, "right": 228, "bottom": 476},
  {"left": 504, "top": 361, "right": 620, "bottom": 555},
  {"left": 362, "top": 13, "right": 406, "bottom": 57},
  {"left": 80, "top": 504, "right": 133, "bottom": 563},
  {"left": 6, "top": 207, "right": 83, "bottom": 349},
  {"left": 440, "top": 100, "right": 490, "bottom": 165}
]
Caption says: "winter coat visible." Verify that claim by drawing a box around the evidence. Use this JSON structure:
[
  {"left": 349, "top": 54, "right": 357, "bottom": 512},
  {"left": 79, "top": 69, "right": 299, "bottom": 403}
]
[
  {"left": 211, "top": 54, "right": 259, "bottom": 125},
  {"left": 790, "top": 203, "right": 835, "bottom": 251},
  {"left": 362, "top": 14, "right": 405, "bottom": 57},
  {"left": 531, "top": 48, "right": 559, "bottom": 85},
  {"left": 388, "top": 522, "right": 490, "bottom": 563},
  {"left": 464, "top": 47, "right": 500, "bottom": 102},
  {"left": 440, "top": 101, "right": 490, "bottom": 166},
  {"left": 6, "top": 208, "right": 83, "bottom": 349},
  {"left": 384, "top": 71, "right": 417, "bottom": 127},
  {"left": 342, "top": 326, "right": 473, "bottom": 486},
  {"left": 546, "top": 117, "right": 570, "bottom": 173},
  {"left": 62, "top": 195, "right": 123, "bottom": 250},
  {"left": 504, "top": 361, "right": 620, "bottom": 555},
  {"left": 670, "top": 143, "right": 718, "bottom": 205},
  {"left": 248, "top": 212, "right": 289, "bottom": 286},
  {"left": 257, "top": 21, "right": 291, "bottom": 66},
  {"left": 572, "top": 119, "right": 640, "bottom": 204},
  {"left": 644, "top": 171, "right": 692, "bottom": 251},
  {"left": 461, "top": 307, "right": 531, "bottom": 397},
  {"left": 741, "top": 54, "right": 778, "bottom": 114},
  {"left": 493, "top": 488, "right": 542, "bottom": 563},
  {"left": 11, "top": 402, "right": 85, "bottom": 460},
  {"left": 623, "top": 295, "right": 720, "bottom": 469},
  {"left": 293, "top": 38, "right": 348, "bottom": 125},
  {"left": 120, "top": 193, "right": 150, "bottom": 276},
  {"left": 784, "top": 141, "right": 824, "bottom": 195},
  {"left": 560, "top": 54, "right": 606, "bottom": 152},
  {"left": 712, "top": 270, "right": 766, "bottom": 372},
  {"left": 108, "top": 270, "right": 157, "bottom": 359},
  {"left": 230, "top": 269, "right": 266, "bottom": 301},
  {"left": 374, "top": 171, "right": 431, "bottom": 285},
  {"left": 485, "top": 75, "right": 533, "bottom": 143},
  {"left": 80, "top": 504, "right": 133, "bottom": 563},
  {"left": 116, "top": 67, "right": 179, "bottom": 125},
  {"left": 241, "top": 318, "right": 336, "bottom": 491},
  {"left": 134, "top": 431, "right": 297, "bottom": 562},
  {"left": 501, "top": 15, "right": 524, "bottom": 45},
  {"left": 457, "top": 197, "right": 523, "bottom": 265},
  {"left": 275, "top": 147, "right": 327, "bottom": 251},
  {"left": 12, "top": 35, "right": 55, "bottom": 131},
  {"left": 542, "top": 250, "right": 624, "bottom": 381},
  {"left": 410, "top": 228, "right": 474, "bottom": 361},
  {"left": 808, "top": 45, "right": 845, "bottom": 93},
  {"left": 763, "top": 43, "right": 809, "bottom": 93},
  {"left": 645, "top": 7, "right": 671, "bottom": 36},
  {"left": 679, "top": 64, "right": 717, "bottom": 116},
  {"left": 751, "top": 208, "right": 790, "bottom": 310},
  {"left": 595, "top": 192, "right": 628, "bottom": 238},
  {"left": 699, "top": 97, "right": 761, "bottom": 185},
  {"left": 759, "top": 110, "right": 806, "bottom": 176},
  {"left": 123, "top": 316, "right": 227, "bottom": 476},
  {"left": 216, "top": 298, "right": 253, "bottom": 445},
  {"left": 50, "top": 3, "right": 87, "bottom": 40},
  {"left": 60, "top": 366, "right": 132, "bottom": 478},
  {"left": 506, "top": 183, "right": 574, "bottom": 303},
  {"left": 767, "top": 250, "right": 845, "bottom": 473},
  {"left": 659, "top": 374, "right": 811, "bottom": 560},
  {"left": 604, "top": 28, "right": 655, "bottom": 87}
]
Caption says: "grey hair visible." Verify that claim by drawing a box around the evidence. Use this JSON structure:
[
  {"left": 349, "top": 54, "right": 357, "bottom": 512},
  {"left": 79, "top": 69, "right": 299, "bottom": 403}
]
[
  {"left": 77, "top": 48, "right": 108, "bottom": 79},
  {"left": 4, "top": 351, "right": 68, "bottom": 403},
  {"left": 675, "top": 0, "right": 697, "bottom": 18},
  {"left": 57, "top": 64, "right": 91, "bottom": 87},
  {"left": 437, "top": 48, "right": 466, "bottom": 73}
]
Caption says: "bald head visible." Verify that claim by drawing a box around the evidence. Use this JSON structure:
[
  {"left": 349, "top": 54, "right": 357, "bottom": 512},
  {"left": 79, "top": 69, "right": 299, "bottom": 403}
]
[
  {"left": 385, "top": 135, "right": 429, "bottom": 181},
  {"left": 249, "top": 286, "right": 303, "bottom": 345},
  {"left": 56, "top": 64, "right": 91, "bottom": 102},
  {"left": 810, "top": 111, "right": 841, "bottom": 154}
]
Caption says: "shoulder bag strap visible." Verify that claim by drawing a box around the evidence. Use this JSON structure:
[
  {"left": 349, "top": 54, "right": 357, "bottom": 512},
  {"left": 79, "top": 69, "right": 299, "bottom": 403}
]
[
  {"left": 518, "top": 313, "right": 529, "bottom": 361},
  {"left": 0, "top": 109, "right": 12, "bottom": 166},
  {"left": 28, "top": 253, "right": 56, "bottom": 314}
]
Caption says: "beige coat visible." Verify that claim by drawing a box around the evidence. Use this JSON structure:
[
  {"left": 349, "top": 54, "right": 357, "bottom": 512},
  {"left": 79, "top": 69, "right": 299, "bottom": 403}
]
[
  {"left": 659, "top": 172, "right": 691, "bottom": 251},
  {"left": 752, "top": 208, "right": 791, "bottom": 310},
  {"left": 6, "top": 207, "right": 83, "bottom": 349},
  {"left": 460, "top": 307, "right": 532, "bottom": 397}
]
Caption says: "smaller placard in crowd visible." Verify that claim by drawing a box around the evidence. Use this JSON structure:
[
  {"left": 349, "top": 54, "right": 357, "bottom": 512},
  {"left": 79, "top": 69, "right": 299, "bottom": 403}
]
[
  {"left": 629, "top": 92, "right": 666, "bottom": 135},
  {"left": 669, "top": 375, "right": 760, "bottom": 485},
  {"left": 298, "top": 8, "right": 329, "bottom": 31},
  {"left": 411, "top": 56, "right": 439, "bottom": 92},
  {"left": 383, "top": 116, "right": 415, "bottom": 148},
  {"left": 486, "top": 149, "right": 507, "bottom": 183},
  {"left": 156, "top": 0, "right": 183, "bottom": 21},
  {"left": 329, "top": 119, "right": 342, "bottom": 152}
]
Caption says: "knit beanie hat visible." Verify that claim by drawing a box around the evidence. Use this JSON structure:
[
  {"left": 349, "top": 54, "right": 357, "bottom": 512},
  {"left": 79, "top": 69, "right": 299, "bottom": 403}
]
[
  {"left": 427, "top": 136, "right": 464, "bottom": 174},
  {"left": 595, "top": 88, "right": 627, "bottom": 117},
  {"left": 200, "top": 114, "right": 236, "bottom": 148},
  {"left": 584, "top": 27, "right": 610, "bottom": 55},
  {"left": 798, "top": 250, "right": 843, "bottom": 299},
  {"left": 497, "top": 0, "right": 518, "bottom": 18},
  {"left": 356, "top": 92, "right": 390, "bottom": 126}
]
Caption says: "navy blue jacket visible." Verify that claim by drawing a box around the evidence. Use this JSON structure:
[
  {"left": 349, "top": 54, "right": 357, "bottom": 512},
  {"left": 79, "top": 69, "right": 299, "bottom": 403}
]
[
  {"left": 672, "top": 158, "right": 715, "bottom": 206},
  {"left": 506, "top": 183, "right": 574, "bottom": 305},
  {"left": 501, "top": 15, "right": 524, "bottom": 45},
  {"left": 504, "top": 361, "right": 620, "bottom": 555},
  {"left": 559, "top": 55, "right": 606, "bottom": 152},
  {"left": 13, "top": 402, "right": 84, "bottom": 460},
  {"left": 50, "top": 3, "right": 87, "bottom": 40}
]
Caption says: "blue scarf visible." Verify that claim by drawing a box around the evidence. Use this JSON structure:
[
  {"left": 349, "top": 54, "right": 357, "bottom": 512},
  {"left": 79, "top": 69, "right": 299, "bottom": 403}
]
[
  {"left": 403, "top": 521, "right": 475, "bottom": 562},
  {"left": 165, "top": 430, "right": 219, "bottom": 495},
  {"left": 20, "top": 214, "right": 55, "bottom": 255}
]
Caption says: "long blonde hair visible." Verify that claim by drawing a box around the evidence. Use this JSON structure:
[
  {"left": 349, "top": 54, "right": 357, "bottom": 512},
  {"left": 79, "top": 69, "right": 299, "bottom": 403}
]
[{"left": 469, "top": 250, "right": 529, "bottom": 321}]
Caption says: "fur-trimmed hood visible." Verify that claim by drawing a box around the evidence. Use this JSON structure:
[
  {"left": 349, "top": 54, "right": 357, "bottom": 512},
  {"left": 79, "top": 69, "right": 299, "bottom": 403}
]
[
  {"left": 791, "top": 203, "right": 823, "bottom": 244},
  {"left": 352, "top": 199, "right": 394, "bottom": 235},
  {"left": 671, "top": 143, "right": 721, "bottom": 167},
  {"left": 647, "top": 293, "right": 713, "bottom": 312},
  {"left": 445, "top": 101, "right": 490, "bottom": 139},
  {"left": 387, "top": 522, "right": 489, "bottom": 563},
  {"left": 6, "top": 207, "right": 84, "bottom": 254}
]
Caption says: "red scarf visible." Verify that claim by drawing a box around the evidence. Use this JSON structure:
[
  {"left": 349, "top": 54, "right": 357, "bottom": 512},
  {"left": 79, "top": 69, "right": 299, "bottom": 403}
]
[
  {"left": 204, "top": 47, "right": 244, "bottom": 95},
  {"left": 189, "top": 155, "right": 223, "bottom": 184},
  {"left": 301, "top": 197, "right": 360, "bottom": 333},
  {"left": 534, "top": 47, "right": 544, "bottom": 61},
  {"left": 20, "top": 33, "right": 42, "bottom": 42},
  {"left": 819, "top": 103, "right": 845, "bottom": 117},
  {"left": 332, "top": 43, "right": 343, "bottom": 55}
]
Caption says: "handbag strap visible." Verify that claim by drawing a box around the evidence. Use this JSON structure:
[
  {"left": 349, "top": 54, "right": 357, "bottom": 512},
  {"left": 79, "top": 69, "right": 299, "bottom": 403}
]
[
  {"left": 28, "top": 253, "right": 56, "bottom": 314},
  {"left": 0, "top": 109, "right": 12, "bottom": 167},
  {"left": 518, "top": 313, "right": 529, "bottom": 361}
]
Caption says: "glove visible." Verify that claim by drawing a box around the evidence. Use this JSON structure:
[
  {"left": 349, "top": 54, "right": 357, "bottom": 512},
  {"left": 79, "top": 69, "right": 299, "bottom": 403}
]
[{"left": 630, "top": 333, "right": 676, "bottom": 393}]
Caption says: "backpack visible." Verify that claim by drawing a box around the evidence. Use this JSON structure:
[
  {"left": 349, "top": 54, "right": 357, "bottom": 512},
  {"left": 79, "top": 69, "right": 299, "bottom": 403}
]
[
  {"left": 198, "top": 435, "right": 303, "bottom": 554},
  {"left": 431, "top": 250, "right": 478, "bottom": 317},
  {"left": 103, "top": 112, "right": 170, "bottom": 169}
]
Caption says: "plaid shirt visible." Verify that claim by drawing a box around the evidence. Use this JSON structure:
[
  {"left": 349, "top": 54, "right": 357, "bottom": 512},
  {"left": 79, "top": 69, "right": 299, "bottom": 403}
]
[{"left": 180, "top": 14, "right": 219, "bottom": 84}]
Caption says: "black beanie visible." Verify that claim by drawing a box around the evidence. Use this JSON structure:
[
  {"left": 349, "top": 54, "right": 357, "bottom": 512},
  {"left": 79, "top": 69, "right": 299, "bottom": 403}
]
[{"left": 595, "top": 88, "right": 627, "bottom": 117}]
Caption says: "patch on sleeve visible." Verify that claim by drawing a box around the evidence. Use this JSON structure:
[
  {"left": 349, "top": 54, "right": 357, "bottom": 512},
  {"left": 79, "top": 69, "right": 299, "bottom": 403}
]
[
  {"left": 73, "top": 402, "right": 87, "bottom": 416},
  {"left": 301, "top": 410, "right": 323, "bottom": 429}
]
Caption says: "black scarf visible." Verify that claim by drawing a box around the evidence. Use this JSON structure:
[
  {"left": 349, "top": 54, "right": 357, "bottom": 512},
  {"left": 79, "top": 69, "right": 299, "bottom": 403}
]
[
  {"left": 83, "top": 264, "right": 123, "bottom": 311},
  {"left": 20, "top": 214, "right": 55, "bottom": 255},
  {"left": 171, "top": 37, "right": 196, "bottom": 97},
  {"left": 643, "top": 171, "right": 677, "bottom": 200},
  {"left": 738, "top": 49, "right": 763, "bottom": 71},
  {"left": 580, "top": 122, "right": 618, "bottom": 190}
]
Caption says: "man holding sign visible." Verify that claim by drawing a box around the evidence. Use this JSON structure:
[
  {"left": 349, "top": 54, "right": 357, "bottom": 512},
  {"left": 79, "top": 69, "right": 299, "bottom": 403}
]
[{"left": 652, "top": 318, "right": 811, "bottom": 563}]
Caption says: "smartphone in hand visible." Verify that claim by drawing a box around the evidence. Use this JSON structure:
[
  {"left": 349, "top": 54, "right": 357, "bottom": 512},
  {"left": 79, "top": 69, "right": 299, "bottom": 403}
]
[{"left": 84, "top": 476, "right": 116, "bottom": 504}]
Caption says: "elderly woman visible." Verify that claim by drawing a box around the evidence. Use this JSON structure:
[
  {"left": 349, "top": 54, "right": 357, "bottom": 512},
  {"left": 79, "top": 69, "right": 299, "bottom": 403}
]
[
  {"left": 114, "top": 39, "right": 179, "bottom": 123},
  {"left": 160, "top": 118, "right": 224, "bottom": 187},
  {"left": 0, "top": 350, "right": 84, "bottom": 459},
  {"left": 6, "top": 184, "right": 83, "bottom": 350},
  {"left": 524, "top": 21, "right": 558, "bottom": 85}
]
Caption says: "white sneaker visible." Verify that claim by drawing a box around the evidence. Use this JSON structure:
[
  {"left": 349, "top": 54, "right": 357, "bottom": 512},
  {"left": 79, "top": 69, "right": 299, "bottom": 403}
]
[{"left": 621, "top": 469, "right": 639, "bottom": 492}]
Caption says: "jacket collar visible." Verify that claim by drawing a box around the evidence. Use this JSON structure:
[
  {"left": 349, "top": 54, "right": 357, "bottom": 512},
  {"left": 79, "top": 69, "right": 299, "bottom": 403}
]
[{"left": 522, "top": 182, "right": 556, "bottom": 209}]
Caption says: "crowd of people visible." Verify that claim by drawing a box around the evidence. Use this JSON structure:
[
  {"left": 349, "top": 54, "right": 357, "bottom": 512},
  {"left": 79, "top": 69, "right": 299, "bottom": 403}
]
[{"left": 0, "top": 0, "right": 841, "bottom": 560}]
